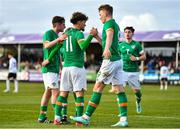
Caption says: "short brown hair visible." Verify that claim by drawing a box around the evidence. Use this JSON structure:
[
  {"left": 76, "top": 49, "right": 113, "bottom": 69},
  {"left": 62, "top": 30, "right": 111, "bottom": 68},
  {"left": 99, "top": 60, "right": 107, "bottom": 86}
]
[
  {"left": 124, "top": 26, "right": 135, "bottom": 33},
  {"left": 52, "top": 16, "right": 65, "bottom": 26},
  {"left": 98, "top": 4, "right": 113, "bottom": 15},
  {"left": 70, "top": 12, "right": 88, "bottom": 24},
  {"left": 7, "top": 51, "right": 14, "bottom": 56}
]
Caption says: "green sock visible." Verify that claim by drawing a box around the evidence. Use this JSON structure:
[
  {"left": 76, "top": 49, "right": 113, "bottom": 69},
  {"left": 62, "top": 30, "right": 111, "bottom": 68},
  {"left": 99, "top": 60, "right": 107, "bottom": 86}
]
[
  {"left": 52, "top": 104, "right": 56, "bottom": 110},
  {"left": 39, "top": 105, "right": 47, "bottom": 120},
  {"left": 135, "top": 91, "right": 142, "bottom": 103},
  {"left": 73, "top": 93, "right": 77, "bottom": 116},
  {"left": 76, "top": 96, "right": 84, "bottom": 116},
  {"left": 117, "top": 92, "right": 128, "bottom": 117},
  {"left": 55, "top": 96, "right": 67, "bottom": 117},
  {"left": 85, "top": 92, "right": 102, "bottom": 117},
  {"left": 62, "top": 97, "right": 68, "bottom": 117}
]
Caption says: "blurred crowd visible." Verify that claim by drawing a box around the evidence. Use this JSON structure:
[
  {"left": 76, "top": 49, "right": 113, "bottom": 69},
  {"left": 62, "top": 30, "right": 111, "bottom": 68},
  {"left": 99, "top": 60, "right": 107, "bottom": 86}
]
[{"left": 0, "top": 52, "right": 179, "bottom": 74}]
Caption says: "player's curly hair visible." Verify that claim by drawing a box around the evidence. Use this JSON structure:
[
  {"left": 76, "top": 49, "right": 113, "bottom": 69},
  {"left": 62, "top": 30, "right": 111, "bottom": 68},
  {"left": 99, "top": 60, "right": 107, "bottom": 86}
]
[
  {"left": 98, "top": 4, "right": 113, "bottom": 15},
  {"left": 70, "top": 12, "right": 88, "bottom": 24},
  {"left": 52, "top": 16, "right": 65, "bottom": 26},
  {"left": 124, "top": 26, "right": 135, "bottom": 33}
]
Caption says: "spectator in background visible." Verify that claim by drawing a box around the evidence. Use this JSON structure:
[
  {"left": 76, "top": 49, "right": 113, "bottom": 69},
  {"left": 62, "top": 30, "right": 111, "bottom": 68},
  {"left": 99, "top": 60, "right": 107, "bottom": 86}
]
[
  {"left": 160, "top": 61, "right": 169, "bottom": 90},
  {"left": 4, "top": 52, "right": 18, "bottom": 93},
  {"left": 147, "top": 58, "right": 155, "bottom": 73}
]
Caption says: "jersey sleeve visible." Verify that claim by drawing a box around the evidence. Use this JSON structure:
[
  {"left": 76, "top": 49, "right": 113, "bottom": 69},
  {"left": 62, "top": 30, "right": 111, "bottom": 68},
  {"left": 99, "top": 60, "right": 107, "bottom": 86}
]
[
  {"left": 104, "top": 21, "right": 114, "bottom": 31},
  {"left": 137, "top": 42, "right": 143, "bottom": 54},
  {"left": 43, "top": 31, "right": 52, "bottom": 43},
  {"left": 59, "top": 45, "right": 65, "bottom": 61},
  {"left": 76, "top": 31, "right": 84, "bottom": 41}
]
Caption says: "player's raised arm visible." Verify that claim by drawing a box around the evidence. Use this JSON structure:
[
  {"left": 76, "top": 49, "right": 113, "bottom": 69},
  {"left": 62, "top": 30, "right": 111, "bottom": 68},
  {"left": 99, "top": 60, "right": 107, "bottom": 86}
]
[
  {"left": 78, "top": 27, "right": 98, "bottom": 51},
  {"left": 43, "top": 34, "right": 67, "bottom": 49},
  {"left": 93, "top": 28, "right": 102, "bottom": 45}
]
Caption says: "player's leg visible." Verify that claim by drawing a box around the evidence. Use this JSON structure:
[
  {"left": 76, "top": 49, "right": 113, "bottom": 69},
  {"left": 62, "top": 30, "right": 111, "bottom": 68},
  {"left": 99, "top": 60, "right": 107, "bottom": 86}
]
[
  {"left": 111, "top": 60, "right": 128, "bottom": 127},
  {"left": 128, "top": 72, "right": 142, "bottom": 113},
  {"left": 51, "top": 89, "right": 59, "bottom": 109},
  {"left": 38, "top": 89, "right": 52, "bottom": 123},
  {"left": 111, "top": 85, "right": 128, "bottom": 127},
  {"left": 70, "top": 60, "right": 114, "bottom": 125},
  {"left": 70, "top": 82, "right": 105, "bottom": 125},
  {"left": 165, "top": 78, "right": 168, "bottom": 90},
  {"left": 54, "top": 91, "right": 68, "bottom": 125},
  {"left": 69, "top": 67, "right": 86, "bottom": 126},
  {"left": 74, "top": 91, "right": 84, "bottom": 126},
  {"left": 54, "top": 67, "right": 71, "bottom": 125},
  {"left": 61, "top": 94, "right": 69, "bottom": 124},
  {"left": 38, "top": 73, "right": 56, "bottom": 123},
  {"left": 14, "top": 79, "right": 18, "bottom": 93},
  {"left": 13, "top": 73, "right": 18, "bottom": 93},
  {"left": 4, "top": 73, "right": 11, "bottom": 92},
  {"left": 160, "top": 78, "right": 163, "bottom": 90}
]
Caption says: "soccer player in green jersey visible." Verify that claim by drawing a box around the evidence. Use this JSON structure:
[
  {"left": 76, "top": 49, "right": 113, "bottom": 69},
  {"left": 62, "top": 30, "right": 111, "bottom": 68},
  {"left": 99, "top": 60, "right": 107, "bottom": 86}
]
[
  {"left": 70, "top": 4, "right": 128, "bottom": 127},
  {"left": 119, "top": 26, "right": 146, "bottom": 114},
  {"left": 38, "top": 16, "right": 67, "bottom": 123},
  {"left": 42, "top": 12, "right": 97, "bottom": 126}
]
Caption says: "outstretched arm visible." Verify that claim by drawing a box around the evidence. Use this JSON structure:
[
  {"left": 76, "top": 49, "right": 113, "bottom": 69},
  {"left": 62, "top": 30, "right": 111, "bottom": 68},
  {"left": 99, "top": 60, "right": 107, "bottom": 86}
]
[
  {"left": 78, "top": 27, "right": 98, "bottom": 51},
  {"left": 43, "top": 34, "right": 67, "bottom": 49}
]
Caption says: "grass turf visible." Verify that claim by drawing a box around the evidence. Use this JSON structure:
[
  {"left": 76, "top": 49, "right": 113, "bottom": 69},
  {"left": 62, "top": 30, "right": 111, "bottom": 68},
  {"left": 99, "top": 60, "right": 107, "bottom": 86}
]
[{"left": 0, "top": 82, "right": 180, "bottom": 128}]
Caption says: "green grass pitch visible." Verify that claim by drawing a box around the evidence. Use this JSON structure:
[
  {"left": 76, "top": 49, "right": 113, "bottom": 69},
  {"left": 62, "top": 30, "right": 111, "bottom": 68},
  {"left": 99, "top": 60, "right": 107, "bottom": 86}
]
[{"left": 0, "top": 82, "right": 180, "bottom": 128}]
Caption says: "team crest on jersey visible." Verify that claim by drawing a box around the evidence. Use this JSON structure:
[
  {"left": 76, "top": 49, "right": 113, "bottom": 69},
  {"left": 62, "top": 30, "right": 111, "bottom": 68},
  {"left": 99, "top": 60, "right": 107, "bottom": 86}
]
[{"left": 131, "top": 45, "right": 136, "bottom": 49}]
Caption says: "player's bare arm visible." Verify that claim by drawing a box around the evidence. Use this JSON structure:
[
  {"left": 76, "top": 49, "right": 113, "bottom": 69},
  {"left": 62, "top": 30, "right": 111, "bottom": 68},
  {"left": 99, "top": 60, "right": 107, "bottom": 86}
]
[
  {"left": 43, "top": 34, "right": 67, "bottom": 48},
  {"left": 103, "top": 28, "right": 114, "bottom": 59},
  {"left": 93, "top": 28, "right": 102, "bottom": 45},
  {"left": 42, "top": 60, "right": 50, "bottom": 66},
  {"left": 77, "top": 28, "right": 97, "bottom": 51},
  {"left": 90, "top": 27, "right": 98, "bottom": 37}
]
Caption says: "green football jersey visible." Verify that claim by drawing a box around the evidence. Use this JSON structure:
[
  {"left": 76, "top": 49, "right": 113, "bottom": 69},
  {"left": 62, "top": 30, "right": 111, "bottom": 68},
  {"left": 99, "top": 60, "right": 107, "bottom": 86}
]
[
  {"left": 42, "top": 29, "right": 60, "bottom": 73},
  {"left": 63, "top": 28, "right": 85, "bottom": 68},
  {"left": 102, "top": 19, "right": 121, "bottom": 61},
  {"left": 119, "top": 40, "right": 143, "bottom": 72}
]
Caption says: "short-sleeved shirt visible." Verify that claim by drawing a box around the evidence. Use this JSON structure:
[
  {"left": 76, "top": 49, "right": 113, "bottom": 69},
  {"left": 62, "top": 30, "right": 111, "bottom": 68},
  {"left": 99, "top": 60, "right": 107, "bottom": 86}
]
[
  {"left": 102, "top": 19, "right": 121, "bottom": 61},
  {"left": 119, "top": 40, "right": 143, "bottom": 72},
  {"left": 63, "top": 28, "right": 85, "bottom": 68},
  {"left": 160, "top": 66, "right": 169, "bottom": 78},
  {"left": 42, "top": 29, "right": 60, "bottom": 73},
  {"left": 9, "top": 57, "right": 17, "bottom": 73}
]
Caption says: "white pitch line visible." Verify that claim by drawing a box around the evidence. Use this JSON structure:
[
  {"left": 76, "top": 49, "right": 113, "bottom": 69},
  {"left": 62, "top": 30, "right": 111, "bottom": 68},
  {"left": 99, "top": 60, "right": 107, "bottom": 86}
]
[{"left": 132, "top": 115, "right": 180, "bottom": 120}]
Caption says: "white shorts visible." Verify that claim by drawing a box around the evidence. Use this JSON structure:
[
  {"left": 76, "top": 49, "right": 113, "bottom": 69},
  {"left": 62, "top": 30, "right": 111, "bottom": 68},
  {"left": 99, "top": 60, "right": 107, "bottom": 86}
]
[
  {"left": 42, "top": 72, "right": 60, "bottom": 90},
  {"left": 60, "top": 66, "right": 87, "bottom": 92},
  {"left": 123, "top": 72, "right": 141, "bottom": 89},
  {"left": 96, "top": 59, "right": 124, "bottom": 86}
]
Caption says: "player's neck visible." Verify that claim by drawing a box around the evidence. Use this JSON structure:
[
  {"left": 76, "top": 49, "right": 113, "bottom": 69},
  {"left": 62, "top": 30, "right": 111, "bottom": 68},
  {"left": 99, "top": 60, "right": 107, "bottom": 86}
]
[
  {"left": 106, "top": 16, "right": 112, "bottom": 22},
  {"left": 126, "top": 39, "right": 132, "bottom": 43},
  {"left": 52, "top": 28, "right": 59, "bottom": 34},
  {"left": 73, "top": 25, "right": 81, "bottom": 30}
]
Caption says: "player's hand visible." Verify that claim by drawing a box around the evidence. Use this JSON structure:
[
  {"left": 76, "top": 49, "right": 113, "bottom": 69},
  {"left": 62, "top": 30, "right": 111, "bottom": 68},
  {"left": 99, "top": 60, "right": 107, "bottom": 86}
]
[
  {"left": 103, "top": 49, "right": 111, "bottom": 59},
  {"left": 130, "top": 55, "right": 136, "bottom": 61},
  {"left": 90, "top": 27, "right": 98, "bottom": 36},
  {"left": 57, "top": 34, "right": 67, "bottom": 43},
  {"left": 42, "top": 60, "right": 50, "bottom": 66}
]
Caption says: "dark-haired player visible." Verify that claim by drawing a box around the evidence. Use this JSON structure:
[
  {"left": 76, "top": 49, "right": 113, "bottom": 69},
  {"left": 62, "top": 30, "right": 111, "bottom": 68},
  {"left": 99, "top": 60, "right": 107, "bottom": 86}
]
[
  {"left": 38, "top": 16, "right": 67, "bottom": 123},
  {"left": 119, "top": 26, "right": 146, "bottom": 114}
]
